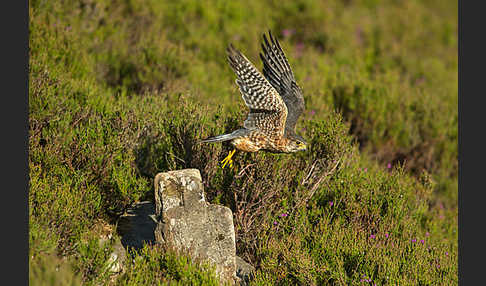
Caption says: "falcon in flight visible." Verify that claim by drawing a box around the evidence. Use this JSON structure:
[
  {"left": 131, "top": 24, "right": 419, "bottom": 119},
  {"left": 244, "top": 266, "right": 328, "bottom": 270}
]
[{"left": 201, "top": 31, "right": 307, "bottom": 168}]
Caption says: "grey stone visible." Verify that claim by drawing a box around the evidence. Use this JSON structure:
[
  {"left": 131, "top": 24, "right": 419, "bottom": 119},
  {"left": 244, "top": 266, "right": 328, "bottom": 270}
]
[
  {"left": 154, "top": 169, "right": 205, "bottom": 218},
  {"left": 112, "top": 174, "right": 256, "bottom": 283},
  {"left": 107, "top": 239, "right": 126, "bottom": 273},
  {"left": 154, "top": 169, "right": 237, "bottom": 284},
  {"left": 98, "top": 237, "right": 126, "bottom": 274},
  {"left": 235, "top": 256, "right": 255, "bottom": 285}
]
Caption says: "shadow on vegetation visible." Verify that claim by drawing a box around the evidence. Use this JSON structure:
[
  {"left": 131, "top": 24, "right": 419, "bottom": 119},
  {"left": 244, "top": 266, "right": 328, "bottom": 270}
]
[{"left": 117, "top": 201, "right": 157, "bottom": 252}]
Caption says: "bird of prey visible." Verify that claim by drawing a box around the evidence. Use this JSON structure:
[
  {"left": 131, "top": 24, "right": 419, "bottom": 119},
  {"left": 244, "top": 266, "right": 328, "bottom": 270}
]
[{"left": 201, "top": 31, "right": 307, "bottom": 168}]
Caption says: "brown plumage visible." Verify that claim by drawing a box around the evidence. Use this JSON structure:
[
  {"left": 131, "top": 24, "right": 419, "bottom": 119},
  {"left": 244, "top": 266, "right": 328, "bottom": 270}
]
[{"left": 201, "top": 31, "right": 307, "bottom": 167}]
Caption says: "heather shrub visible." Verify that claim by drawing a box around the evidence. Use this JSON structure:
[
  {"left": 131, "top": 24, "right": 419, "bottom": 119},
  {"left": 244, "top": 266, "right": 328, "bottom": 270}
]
[{"left": 29, "top": 0, "right": 457, "bottom": 284}]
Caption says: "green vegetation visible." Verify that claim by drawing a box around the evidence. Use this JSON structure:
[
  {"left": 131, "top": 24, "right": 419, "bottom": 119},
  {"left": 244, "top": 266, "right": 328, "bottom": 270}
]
[{"left": 29, "top": 0, "right": 457, "bottom": 284}]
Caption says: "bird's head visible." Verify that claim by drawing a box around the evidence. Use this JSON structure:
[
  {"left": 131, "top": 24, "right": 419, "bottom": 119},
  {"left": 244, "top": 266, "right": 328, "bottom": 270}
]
[{"left": 287, "top": 135, "right": 307, "bottom": 152}]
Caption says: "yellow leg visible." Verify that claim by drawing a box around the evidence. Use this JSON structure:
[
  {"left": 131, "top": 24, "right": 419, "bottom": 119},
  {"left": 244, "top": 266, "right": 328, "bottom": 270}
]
[{"left": 221, "top": 149, "right": 236, "bottom": 169}]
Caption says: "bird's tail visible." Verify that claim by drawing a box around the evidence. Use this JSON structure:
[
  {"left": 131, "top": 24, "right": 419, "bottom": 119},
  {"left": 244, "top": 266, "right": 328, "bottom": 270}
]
[
  {"left": 199, "top": 133, "right": 236, "bottom": 143},
  {"left": 199, "top": 129, "right": 248, "bottom": 144}
]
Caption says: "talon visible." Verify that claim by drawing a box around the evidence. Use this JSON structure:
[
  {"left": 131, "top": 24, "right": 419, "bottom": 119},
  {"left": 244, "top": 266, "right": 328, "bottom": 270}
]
[{"left": 221, "top": 149, "right": 236, "bottom": 169}]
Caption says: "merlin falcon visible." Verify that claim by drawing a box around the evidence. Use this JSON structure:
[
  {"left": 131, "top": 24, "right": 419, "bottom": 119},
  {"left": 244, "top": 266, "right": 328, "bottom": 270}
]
[{"left": 201, "top": 31, "right": 307, "bottom": 168}]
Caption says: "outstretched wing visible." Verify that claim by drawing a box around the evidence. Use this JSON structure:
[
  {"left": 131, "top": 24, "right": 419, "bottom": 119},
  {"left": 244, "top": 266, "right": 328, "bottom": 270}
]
[
  {"left": 259, "top": 31, "right": 304, "bottom": 136},
  {"left": 227, "top": 44, "right": 288, "bottom": 138}
]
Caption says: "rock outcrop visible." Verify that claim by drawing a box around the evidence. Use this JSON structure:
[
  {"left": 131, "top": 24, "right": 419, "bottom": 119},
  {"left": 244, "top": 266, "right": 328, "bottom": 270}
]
[
  {"left": 235, "top": 256, "right": 255, "bottom": 284},
  {"left": 116, "top": 169, "right": 254, "bottom": 284},
  {"left": 153, "top": 169, "right": 239, "bottom": 284}
]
